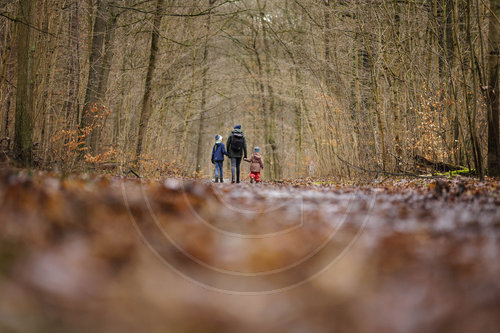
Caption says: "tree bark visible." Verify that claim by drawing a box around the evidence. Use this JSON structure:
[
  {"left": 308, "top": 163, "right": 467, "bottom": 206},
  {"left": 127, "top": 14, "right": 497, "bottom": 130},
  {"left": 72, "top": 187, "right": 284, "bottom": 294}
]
[
  {"left": 65, "top": 0, "right": 81, "bottom": 131},
  {"left": 257, "top": 0, "right": 280, "bottom": 179},
  {"left": 487, "top": 0, "right": 500, "bottom": 176},
  {"left": 195, "top": 0, "right": 216, "bottom": 175},
  {"left": 135, "top": 0, "right": 166, "bottom": 164},
  {"left": 90, "top": 6, "right": 118, "bottom": 151},
  {"left": 465, "top": 0, "right": 483, "bottom": 178},
  {"left": 356, "top": 3, "right": 387, "bottom": 171},
  {"left": 0, "top": 20, "right": 15, "bottom": 142},
  {"left": 253, "top": 33, "right": 269, "bottom": 179},
  {"left": 80, "top": 0, "right": 110, "bottom": 155},
  {"left": 14, "top": 0, "right": 34, "bottom": 166}
]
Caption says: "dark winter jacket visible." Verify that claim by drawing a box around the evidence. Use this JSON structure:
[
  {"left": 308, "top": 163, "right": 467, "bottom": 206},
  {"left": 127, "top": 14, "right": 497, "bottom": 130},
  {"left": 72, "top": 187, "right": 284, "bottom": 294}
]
[
  {"left": 211, "top": 142, "right": 228, "bottom": 163},
  {"left": 244, "top": 152, "right": 264, "bottom": 172},
  {"left": 226, "top": 129, "right": 247, "bottom": 158}
]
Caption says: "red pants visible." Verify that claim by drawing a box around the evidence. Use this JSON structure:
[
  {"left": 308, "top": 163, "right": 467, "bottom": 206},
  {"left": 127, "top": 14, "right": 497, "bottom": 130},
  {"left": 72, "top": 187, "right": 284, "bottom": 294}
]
[{"left": 250, "top": 172, "right": 260, "bottom": 182}]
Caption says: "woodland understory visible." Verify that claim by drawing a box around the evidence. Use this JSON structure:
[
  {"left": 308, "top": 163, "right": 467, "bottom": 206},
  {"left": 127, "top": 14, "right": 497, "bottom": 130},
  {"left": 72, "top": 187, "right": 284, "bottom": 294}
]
[{"left": 0, "top": 0, "right": 499, "bottom": 180}]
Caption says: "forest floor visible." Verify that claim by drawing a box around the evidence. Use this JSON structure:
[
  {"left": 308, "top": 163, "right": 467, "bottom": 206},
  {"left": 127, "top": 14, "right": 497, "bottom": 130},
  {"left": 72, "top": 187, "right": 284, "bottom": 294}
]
[{"left": 0, "top": 168, "right": 499, "bottom": 333}]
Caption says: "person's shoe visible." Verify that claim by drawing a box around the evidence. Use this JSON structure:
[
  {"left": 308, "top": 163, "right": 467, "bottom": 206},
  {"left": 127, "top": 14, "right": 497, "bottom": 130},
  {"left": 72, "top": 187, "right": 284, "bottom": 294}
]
[
  {"left": 214, "top": 178, "right": 218, "bottom": 183},
  {"left": 231, "top": 180, "right": 235, "bottom": 183},
  {"left": 220, "top": 178, "right": 223, "bottom": 183},
  {"left": 250, "top": 178, "right": 254, "bottom": 184}
]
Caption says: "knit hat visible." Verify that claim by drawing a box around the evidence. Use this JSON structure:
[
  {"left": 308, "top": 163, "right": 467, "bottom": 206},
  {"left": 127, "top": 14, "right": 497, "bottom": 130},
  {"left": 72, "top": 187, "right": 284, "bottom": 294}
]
[
  {"left": 234, "top": 124, "right": 241, "bottom": 129},
  {"left": 254, "top": 146, "right": 260, "bottom": 152},
  {"left": 215, "top": 134, "right": 222, "bottom": 143}
]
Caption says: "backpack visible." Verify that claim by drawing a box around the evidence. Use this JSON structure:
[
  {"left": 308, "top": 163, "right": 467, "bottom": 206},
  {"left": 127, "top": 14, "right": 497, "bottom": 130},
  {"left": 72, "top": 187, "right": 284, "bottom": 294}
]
[{"left": 231, "top": 132, "right": 244, "bottom": 152}]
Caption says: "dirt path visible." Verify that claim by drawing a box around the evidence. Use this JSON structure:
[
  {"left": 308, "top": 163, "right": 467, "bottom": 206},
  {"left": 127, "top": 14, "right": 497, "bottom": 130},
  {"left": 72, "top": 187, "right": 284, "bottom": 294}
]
[{"left": 0, "top": 170, "right": 499, "bottom": 332}]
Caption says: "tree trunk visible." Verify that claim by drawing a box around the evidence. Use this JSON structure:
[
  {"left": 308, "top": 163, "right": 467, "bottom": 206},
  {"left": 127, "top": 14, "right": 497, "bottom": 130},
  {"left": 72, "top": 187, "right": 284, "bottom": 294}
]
[
  {"left": 135, "top": 0, "right": 166, "bottom": 164},
  {"left": 14, "top": 0, "right": 34, "bottom": 166},
  {"left": 113, "top": 44, "right": 130, "bottom": 148},
  {"left": 323, "top": 1, "right": 339, "bottom": 175},
  {"left": 294, "top": 67, "right": 303, "bottom": 175},
  {"left": 80, "top": 0, "right": 110, "bottom": 155},
  {"left": 89, "top": 7, "right": 117, "bottom": 152},
  {"left": 465, "top": 0, "right": 483, "bottom": 179},
  {"left": 179, "top": 48, "right": 198, "bottom": 163},
  {"left": 254, "top": 43, "right": 269, "bottom": 179},
  {"left": 1, "top": 21, "right": 15, "bottom": 142},
  {"left": 195, "top": 0, "right": 216, "bottom": 176},
  {"left": 356, "top": 4, "right": 387, "bottom": 171},
  {"left": 487, "top": 0, "right": 500, "bottom": 176},
  {"left": 258, "top": 0, "right": 280, "bottom": 179},
  {"left": 65, "top": 0, "right": 81, "bottom": 131}
]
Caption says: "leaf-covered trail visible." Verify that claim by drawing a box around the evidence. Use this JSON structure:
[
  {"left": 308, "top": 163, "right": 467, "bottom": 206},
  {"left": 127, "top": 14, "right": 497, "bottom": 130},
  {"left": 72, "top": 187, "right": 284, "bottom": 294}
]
[{"left": 0, "top": 170, "right": 499, "bottom": 332}]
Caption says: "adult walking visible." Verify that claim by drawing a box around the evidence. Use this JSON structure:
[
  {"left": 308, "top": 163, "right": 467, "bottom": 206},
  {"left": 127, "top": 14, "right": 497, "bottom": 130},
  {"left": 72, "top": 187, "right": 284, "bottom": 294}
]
[{"left": 226, "top": 124, "right": 247, "bottom": 183}]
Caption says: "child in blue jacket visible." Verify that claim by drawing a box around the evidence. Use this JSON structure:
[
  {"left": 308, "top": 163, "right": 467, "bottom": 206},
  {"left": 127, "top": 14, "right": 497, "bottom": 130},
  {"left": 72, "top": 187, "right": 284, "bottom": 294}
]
[{"left": 211, "top": 135, "right": 228, "bottom": 182}]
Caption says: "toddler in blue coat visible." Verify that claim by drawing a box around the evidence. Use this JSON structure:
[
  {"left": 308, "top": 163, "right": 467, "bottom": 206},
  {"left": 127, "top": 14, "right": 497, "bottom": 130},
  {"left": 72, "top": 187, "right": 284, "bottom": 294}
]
[{"left": 211, "top": 135, "right": 229, "bottom": 182}]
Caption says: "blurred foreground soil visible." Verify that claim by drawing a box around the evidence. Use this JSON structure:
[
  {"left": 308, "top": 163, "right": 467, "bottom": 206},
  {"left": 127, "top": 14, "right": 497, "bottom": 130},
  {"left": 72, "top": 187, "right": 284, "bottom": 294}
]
[{"left": 0, "top": 169, "right": 499, "bottom": 333}]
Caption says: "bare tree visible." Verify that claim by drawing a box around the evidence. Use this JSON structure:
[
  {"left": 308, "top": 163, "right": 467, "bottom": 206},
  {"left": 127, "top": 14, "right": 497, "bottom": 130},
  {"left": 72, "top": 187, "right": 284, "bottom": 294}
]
[
  {"left": 80, "top": 0, "right": 113, "bottom": 155},
  {"left": 195, "top": 0, "right": 217, "bottom": 175},
  {"left": 487, "top": 0, "right": 500, "bottom": 176},
  {"left": 14, "top": 0, "right": 34, "bottom": 166},
  {"left": 135, "top": 0, "right": 166, "bottom": 164}
]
